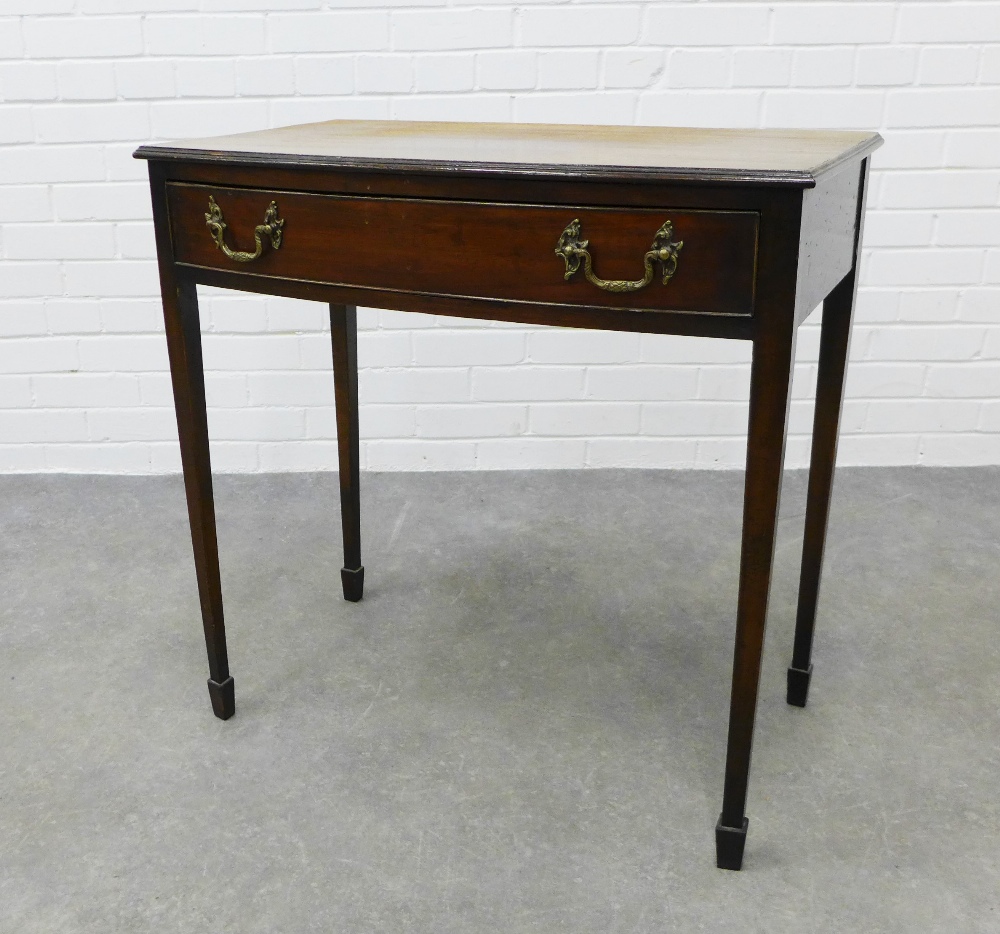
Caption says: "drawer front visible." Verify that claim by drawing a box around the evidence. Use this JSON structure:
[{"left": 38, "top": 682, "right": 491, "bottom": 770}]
[{"left": 167, "top": 183, "right": 758, "bottom": 316}]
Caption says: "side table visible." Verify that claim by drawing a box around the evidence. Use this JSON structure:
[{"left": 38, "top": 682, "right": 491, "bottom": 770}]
[{"left": 136, "top": 120, "right": 882, "bottom": 870}]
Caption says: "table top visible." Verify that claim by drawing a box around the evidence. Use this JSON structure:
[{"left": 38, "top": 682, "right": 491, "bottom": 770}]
[{"left": 135, "top": 119, "right": 882, "bottom": 188}]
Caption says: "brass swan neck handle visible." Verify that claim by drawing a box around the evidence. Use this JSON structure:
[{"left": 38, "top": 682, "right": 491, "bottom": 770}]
[
  {"left": 555, "top": 218, "right": 683, "bottom": 293},
  {"left": 205, "top": 195, "right": 284, "bottom": 263}
]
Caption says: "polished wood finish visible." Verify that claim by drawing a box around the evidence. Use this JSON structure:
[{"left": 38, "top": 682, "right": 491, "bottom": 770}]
[
  {"left": 794, "top": 162, "right": 864, "bottom": 323},
  {"left": 716, "top": 184, "right": 803, "bottom": 867},
  {"left": 183, "top": 262, "right": 755, "bottom": 341},
  {"left": 154, "top": 157, "right": 816, "bottom": 207},
  {"left": 137, "top": 120, "right": 881, "bottom": 871},
  {"left": 149, "top": 162, "right": 233, "bottom": 719},
  {"left": 789, "top": 160, "right": 871, "bottom": 707},
  {"left": 140, "top": 118, "right": 879, "bottom": 187},
  {"left": 329, "top": 304, "right": 364, "bottom": 603},
  {"left": 167, "top": 183, "right": 759, "bottom": 317}
]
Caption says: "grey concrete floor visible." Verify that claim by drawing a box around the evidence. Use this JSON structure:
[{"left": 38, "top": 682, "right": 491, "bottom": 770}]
[{"left": 1, "top": 468, "right": 998, "bottom": 933}]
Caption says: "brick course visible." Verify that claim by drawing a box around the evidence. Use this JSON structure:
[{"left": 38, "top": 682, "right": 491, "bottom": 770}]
[{"left": 1, "top": 1, "right": 997, "bottom": 471}]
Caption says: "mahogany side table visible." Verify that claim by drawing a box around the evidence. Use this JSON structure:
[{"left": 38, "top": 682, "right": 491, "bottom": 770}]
[{"left": 136, "top": 120, "right": 882, "bottom": 870}]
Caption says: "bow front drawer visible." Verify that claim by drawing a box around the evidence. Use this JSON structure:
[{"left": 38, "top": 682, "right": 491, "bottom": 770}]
[{"left": 166, "top": 182, "right": 759, "bottom": 317}]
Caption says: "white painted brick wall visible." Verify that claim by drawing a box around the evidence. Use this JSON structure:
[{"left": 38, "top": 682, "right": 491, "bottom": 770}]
[{"left": 1, "top": 1, "right": 998, "bottom": 473}]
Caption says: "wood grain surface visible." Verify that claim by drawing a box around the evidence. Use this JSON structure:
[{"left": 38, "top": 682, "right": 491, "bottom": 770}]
[
  {"left": 167, "top": 182, "right": 759, "bottom": 316},
  {"left": 137, "top": 119, "right": 882, "bottom": 187}
]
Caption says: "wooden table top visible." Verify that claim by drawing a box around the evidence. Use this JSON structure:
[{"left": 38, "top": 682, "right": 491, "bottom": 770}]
[{"left": 135, "top": 119, "right": 882, "bottom": 188}]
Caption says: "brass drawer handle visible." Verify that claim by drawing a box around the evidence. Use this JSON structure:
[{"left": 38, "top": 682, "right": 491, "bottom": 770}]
[
  {"left": 204, "top": 195, "right": 284, "bottom": 263},
  {"left": 555, "top": 219, "right": 683, "bottom": 293}
]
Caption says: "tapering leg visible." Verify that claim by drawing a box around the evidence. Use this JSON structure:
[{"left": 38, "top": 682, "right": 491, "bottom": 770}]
[
  {"left": 786, "top": 273, "right": 859, "bottom": 707},
  {"left": 716, "top": 326, "right": 796, "bottom": 870},
  {"left": 330, "top": 304, "right": 363, "bottom": 602},
  {"left": 161, "top": 277, "right": 233, "bottom": 719},
  {"left": 788, "top": 163, "right": 870, "bottom": 708}
]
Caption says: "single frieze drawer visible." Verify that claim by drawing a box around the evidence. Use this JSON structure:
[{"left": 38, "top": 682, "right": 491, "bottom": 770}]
[{"left": 167, "top": 182, "right": 759, "bottom": 317}]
